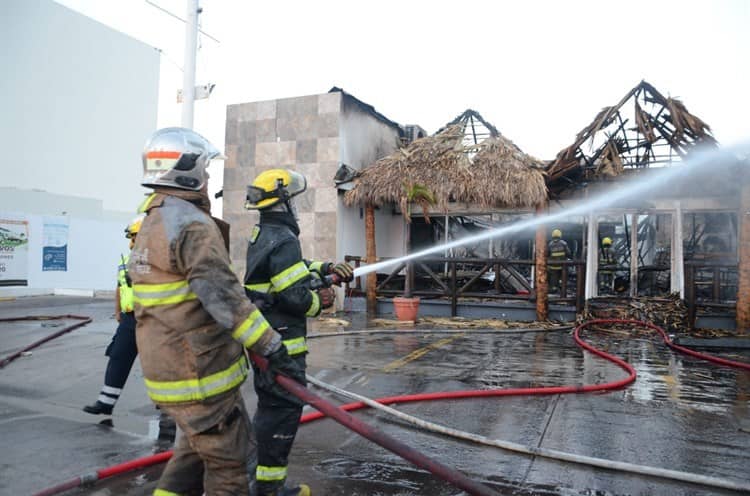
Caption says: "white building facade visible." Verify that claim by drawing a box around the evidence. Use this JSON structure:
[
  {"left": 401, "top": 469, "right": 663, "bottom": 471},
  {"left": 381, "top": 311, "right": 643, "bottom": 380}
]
[{"left": 0, "top": 0, "right": 159, "bottom": 295}]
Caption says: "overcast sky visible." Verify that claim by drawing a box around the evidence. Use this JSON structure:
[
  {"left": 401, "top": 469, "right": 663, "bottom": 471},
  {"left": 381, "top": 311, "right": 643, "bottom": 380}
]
[{"left": 57, "top": 0, "right": 749, "bottom": 161}]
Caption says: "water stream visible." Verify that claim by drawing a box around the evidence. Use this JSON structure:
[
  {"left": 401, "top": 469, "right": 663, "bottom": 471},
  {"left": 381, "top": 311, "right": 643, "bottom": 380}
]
[{"left": 352, "top": 143, "right": 748, "bottom": 278}]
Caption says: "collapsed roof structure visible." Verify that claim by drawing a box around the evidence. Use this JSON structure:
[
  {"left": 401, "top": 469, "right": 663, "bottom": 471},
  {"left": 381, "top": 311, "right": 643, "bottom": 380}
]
[{"left": 546, "top": 80, "right": 717, "bottom": 196}]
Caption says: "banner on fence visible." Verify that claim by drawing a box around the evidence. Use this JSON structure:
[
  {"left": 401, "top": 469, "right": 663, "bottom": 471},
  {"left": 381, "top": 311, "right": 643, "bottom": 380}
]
[
  {"left": 42, "top": 217, "right": 69, "bottom": 272},
  {"left": 0, "top": 217, "right": 29, "bottom": 286}
]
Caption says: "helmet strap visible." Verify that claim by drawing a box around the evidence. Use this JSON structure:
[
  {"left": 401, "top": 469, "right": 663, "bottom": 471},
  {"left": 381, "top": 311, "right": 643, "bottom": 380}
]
[{"left": 284, "top": 199, "right": 297, "bottom": 217}]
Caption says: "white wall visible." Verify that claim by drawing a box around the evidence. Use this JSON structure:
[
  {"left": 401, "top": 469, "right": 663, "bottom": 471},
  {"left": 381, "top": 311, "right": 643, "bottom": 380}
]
[
  {"left": 337, "top": 96, "right": 404, "bottom": 266},
  {"left": 0, "top": 211, "right": 129, "bottom": 296},
  {"left": 337, "top": 198, "right": 405, "bottom": 261},
  {"left": 1, "top": 0, "right": 159, "bottom": 214}
]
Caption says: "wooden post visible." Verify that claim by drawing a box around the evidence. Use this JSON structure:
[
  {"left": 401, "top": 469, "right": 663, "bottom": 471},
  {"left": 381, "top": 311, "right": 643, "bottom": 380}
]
[
  {"left": 630, "top": 213, "right": 639, "bottom": 297},
  {"left": 585, "top": 214, "right": 598, "bottom": 299},
  {"left": 450, "top": 261, "right": 458, "bottom": 317},
  {"left": 736, "top": 179, "right": 750, "bottom": 334},
  {"left": 686, "top": 263, "right": 696, "bottom": 329},
  {"left": 576, "top": 261, "right": 585, "bottom": 314},
  {"left": 365, "top": 204, "right": 377, "bottom": 317},
  {"left": 712, "top": 268, "right": 721, "bottom": 302},
  {"left": 534, "top": 203, "right": 548, "bottom": 321},
  {"left": 443, "top": 213, "right": 449, "bottom": 277}
]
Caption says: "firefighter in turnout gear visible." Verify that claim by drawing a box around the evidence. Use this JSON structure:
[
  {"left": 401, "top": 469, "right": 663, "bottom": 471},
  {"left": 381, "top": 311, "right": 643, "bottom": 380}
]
[
  {"left": 83, "top": 215, "right": 144, "bottom": 416},
  {"left": 244, "top": 168, "right": 354, "bottom": 496},
  {"left": 547, "top": 229, "right": 571, "bottom": 293},
  {"left": 130, "top": 128, "right": 302, "bottom": 496},
  {"left": 599, "top": 237, "right": 617, "bottom": 293}
]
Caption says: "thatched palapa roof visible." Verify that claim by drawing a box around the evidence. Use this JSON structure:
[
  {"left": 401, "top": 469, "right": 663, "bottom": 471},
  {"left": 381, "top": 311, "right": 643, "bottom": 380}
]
[{"left": 344, "top": 114, "right": 547, "bottom": 217}]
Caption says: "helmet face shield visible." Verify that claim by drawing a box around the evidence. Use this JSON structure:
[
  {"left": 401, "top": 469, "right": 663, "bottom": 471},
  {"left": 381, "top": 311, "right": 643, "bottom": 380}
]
[
  {"left": 245, "top": 169, "right": 307, "bottom": 210},
  {"left": 142, "top": 128, "right": 223, "bottom": 191}
]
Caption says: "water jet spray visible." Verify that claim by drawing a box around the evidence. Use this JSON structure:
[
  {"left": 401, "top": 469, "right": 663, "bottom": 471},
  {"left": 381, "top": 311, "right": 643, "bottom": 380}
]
[{"left": 352, "top": 143, "right": 749, "bottom": 279}]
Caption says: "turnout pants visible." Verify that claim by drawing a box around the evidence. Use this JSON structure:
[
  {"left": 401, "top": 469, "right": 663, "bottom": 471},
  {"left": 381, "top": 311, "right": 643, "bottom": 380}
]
[
  {"left": 99, "top": 312, "right": 138, "bottom": 407},
  {"left": 253, "top": 354, "right": 306, "bottom": 494},
  {"left": 548, "top": 268, "right": 562, "bottom": 292},
  {"left": 155, "top": 390, "right": 255, "bottom": 496}
]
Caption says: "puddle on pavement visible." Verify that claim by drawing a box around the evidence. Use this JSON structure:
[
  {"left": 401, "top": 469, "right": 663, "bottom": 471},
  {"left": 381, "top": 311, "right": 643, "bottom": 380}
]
[
  {"left": 309, "top": 329, "right": 750, "bottom": 415},
  {"left": 314, "top": 456, "right": 577, "bottom": 496}
]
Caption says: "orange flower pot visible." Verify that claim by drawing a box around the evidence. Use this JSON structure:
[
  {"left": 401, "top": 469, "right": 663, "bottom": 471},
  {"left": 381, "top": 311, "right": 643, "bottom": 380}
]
[{"left": 393, "top": 296, "right": 420, "bottom": 322}]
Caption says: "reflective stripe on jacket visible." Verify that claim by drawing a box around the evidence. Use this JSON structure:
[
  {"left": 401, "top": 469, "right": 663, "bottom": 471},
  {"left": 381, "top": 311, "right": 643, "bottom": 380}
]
[
  {"left": 599, "top": 248, "right": 616, "bottom": 274},
  {"left": 243, "top": 213, "right": 321, "bottom": 353},
  {"left": 118, "top": 253, "right": 135, "bottom": 313},
  {"left": 130, "top": 192, "right": 278, "bottom": 406},
  {"left": 548, "top": 239, "right": 570, "bottom": 270}
]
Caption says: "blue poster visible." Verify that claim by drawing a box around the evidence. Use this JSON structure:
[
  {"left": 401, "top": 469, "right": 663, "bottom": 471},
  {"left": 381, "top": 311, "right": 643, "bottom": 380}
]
[{"left": 42, "top": 218, "right": 68, "bottom": 271}]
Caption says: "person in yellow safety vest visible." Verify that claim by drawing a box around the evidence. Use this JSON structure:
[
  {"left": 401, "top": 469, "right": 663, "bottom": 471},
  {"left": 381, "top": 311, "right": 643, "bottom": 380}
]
[
  {"left": 547, "top": 229, "right": 571, "bottom": 293},
  {"left": 599, "top": 237, "right": 617, "bottom": 293},
  {"left": 83, "top": 214, "right": 145, "bottom": 416},
  {"left": 130, "top": 127, "right": 303, "bottom": 496},
  {"left": 243, "top": 168, "right": 354, "bottom": 496}
]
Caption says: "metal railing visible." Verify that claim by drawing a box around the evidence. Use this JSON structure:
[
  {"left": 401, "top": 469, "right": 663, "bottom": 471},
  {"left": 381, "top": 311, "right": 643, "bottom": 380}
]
[
  {"left": 345, "top": 257, "right": 740, "bottom": 324},
  {"left": 345, "top": 255, "right": 585, "bottom": 316}
]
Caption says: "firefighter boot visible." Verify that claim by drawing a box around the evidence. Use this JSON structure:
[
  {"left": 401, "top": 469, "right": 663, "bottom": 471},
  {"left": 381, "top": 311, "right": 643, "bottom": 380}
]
[
  {"left": 261, "top": 484, "right": 311, "bottom": 496},
  {"left": 83, "top": 400, "right": 113, "bottom": 415}
]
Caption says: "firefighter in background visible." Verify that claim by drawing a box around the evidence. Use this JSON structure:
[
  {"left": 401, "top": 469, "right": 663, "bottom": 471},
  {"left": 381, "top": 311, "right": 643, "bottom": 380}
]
[
  {"left": 598, "top": 237, "right": 617, "bottom": 293},
  {"left": 83, "top": 215, "right": 144, "bottom": 416},
  {"left": 547, "top": 229, "right": 571, "bottom": 293},
  {"left": 130, "top": 127, "right": 303, "bottom": 496},
  {"left": 244, "top": 168, "right": 354, "bottom": 496}
]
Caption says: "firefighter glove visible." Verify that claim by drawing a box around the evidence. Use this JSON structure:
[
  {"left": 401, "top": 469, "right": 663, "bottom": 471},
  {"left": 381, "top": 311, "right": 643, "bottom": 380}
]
[
  {"left": 265, "top": 344, "right": 306, "bottom": 386},
  {"left": 317, "top": 287, "right": 335, "bottom": 309},
  {"left": 329, "top": 262, "right": 354, "bottom": 282}
]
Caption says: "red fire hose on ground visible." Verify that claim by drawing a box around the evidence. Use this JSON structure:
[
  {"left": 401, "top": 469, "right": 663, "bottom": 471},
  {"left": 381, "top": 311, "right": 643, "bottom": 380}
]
[
  {"left": 0, "top": 315, "right": 93, "bottom": 369},
  {"left": 251, "top": 354, "right": 500, "bottom": 496},
  {"left": 30, "top": 320, "right": 750, "bottom": 496}
]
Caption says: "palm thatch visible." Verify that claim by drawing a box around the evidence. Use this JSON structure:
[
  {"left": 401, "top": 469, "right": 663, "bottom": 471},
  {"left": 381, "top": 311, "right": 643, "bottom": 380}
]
[
  {"left": 344, "top": 123, "right": 547, "bottom": 219},
  {"left": 546, "top": 81, "right": 717, "bottom": 195}
]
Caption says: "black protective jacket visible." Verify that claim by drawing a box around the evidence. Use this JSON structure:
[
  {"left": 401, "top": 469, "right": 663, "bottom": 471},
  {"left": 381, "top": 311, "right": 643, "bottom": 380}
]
[
  {"left": 547, "top": 238, "right": 572, "bottom": 270},
  {"left": 243, "top": 211, "right": 326, "bottom": 354},
  {"left": 599, "top": 247, "right": 617, "bottom": 274}
]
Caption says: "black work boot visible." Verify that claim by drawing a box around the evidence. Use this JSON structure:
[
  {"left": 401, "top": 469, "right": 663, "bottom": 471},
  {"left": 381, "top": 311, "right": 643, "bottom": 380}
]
[
  {"left": 82, "top": 401, "right": 113, "bottom": 415},
  {"left": 261, "top": 484, "right": 311, "bottom": 496}
]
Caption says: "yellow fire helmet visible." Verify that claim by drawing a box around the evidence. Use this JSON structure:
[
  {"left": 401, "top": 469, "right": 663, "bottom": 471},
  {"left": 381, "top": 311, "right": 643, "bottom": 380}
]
[
  {"left": 125, "top": 214, "right": 146, "bottom": 239},
  {"left": 245, "top": 169, "right": 307, "bottom": 210},
  {"left": 551, "top": 229, "right": 562, "bottom": 239},
  {"left": 602, "top": 237, "right": 613, "bottom": 246}
]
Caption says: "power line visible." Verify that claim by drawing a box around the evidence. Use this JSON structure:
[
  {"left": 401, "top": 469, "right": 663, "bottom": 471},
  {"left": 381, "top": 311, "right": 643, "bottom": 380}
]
[{"left": 144, "top": 0, "right": 221, "bottom": 44}]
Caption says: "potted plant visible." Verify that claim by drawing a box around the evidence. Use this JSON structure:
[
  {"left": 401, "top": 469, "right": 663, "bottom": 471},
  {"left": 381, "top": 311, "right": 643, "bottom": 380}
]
[{"left": 393, "top": 183, "right": 435, "bottom": 322}]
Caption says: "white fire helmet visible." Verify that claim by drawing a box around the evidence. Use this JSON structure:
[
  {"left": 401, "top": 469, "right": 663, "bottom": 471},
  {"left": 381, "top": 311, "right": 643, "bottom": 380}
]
[{"left": 141, "top": 127, "right": 224, "bottom": 191}]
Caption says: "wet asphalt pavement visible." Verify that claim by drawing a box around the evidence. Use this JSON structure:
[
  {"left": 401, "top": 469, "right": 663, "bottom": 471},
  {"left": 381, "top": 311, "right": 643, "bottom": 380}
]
[{"left": 1, "top": 296, "right": 748, "bottom": 495}]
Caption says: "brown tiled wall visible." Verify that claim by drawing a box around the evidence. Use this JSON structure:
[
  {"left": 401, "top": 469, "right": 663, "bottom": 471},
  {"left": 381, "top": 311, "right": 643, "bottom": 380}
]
[{"left": 224, "top": 93, "right": 342, "bottom": 277}]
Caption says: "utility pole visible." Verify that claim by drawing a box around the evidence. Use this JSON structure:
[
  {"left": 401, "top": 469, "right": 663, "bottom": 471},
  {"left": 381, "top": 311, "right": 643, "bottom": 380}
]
[{"left": 181, "top": 0, "right": 200, "bottom": 129}]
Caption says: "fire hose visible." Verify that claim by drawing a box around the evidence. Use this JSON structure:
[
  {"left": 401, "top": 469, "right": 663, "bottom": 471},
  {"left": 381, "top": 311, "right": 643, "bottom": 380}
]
[
  {"left": 251, "top": 353, "right": 499, "bottom": 496},
  {"left": 305, "top": 320, "right": 750, "bottom": 493},
  {"left": 0, "top": 315, "right": 93, "bottom": 369},
  {"left": 30, "top": 321, "right": 750, "bottom": 495}
]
